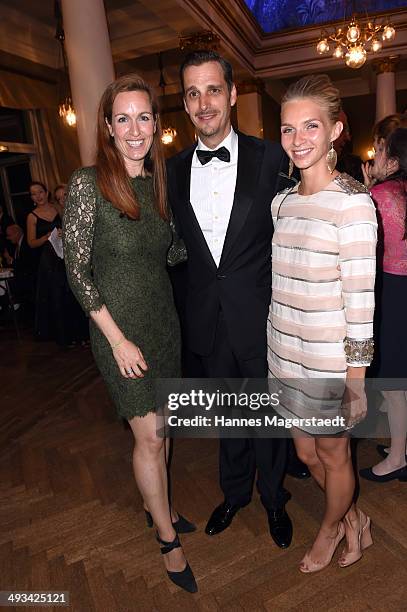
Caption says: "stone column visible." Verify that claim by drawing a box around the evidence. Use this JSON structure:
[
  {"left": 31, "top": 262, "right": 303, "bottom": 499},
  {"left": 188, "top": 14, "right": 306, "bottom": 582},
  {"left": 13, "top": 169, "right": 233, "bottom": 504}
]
[
  {"left": 61, "top": 0, "right": 115, "bottom": 165},
  {"left": 373, "top": 55, "right": 399, "bottom": 122},
  {"left": 237, "top": 80, "right": 264, "bottom": 138}
]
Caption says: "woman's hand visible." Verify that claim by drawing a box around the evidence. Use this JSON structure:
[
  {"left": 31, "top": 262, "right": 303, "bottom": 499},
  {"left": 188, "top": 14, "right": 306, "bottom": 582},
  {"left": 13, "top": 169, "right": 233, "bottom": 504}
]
[
  {"left": 342, "top": 369, "right": 367, "bottom": 429},
  {"left": 89, "top": 306, "right": 148, "bottom": 379},
  {"left": 112, "top": 338, "right": 148, "bottom": 379},
  {"left": 361, "top": 161, "right": 375, "bottom": 189}
]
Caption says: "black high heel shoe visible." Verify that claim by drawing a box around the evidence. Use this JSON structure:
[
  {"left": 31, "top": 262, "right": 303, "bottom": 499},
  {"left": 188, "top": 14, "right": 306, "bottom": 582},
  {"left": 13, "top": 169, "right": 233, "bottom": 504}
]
[
  {"left": 145, "top": 510, "right": 196, "bottom": 533},
  {"left": 156, "top": 533, "right": 198, "bottom": 593},
  {"left": 359, "top": 465, "right": 407, "bottom": 482}
]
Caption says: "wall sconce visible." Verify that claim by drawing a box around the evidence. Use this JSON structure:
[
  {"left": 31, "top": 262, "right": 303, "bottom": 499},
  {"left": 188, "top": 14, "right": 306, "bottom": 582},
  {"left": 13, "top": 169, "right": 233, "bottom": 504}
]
[
  {"left": 158, "top": 52, "right": 177, "bottom": 146},
  {"left": 161, "top": 127, "right": 177, "bottom": 145},
  {"left": 58, "top": 98, "right": 76, "bottom": 127}
]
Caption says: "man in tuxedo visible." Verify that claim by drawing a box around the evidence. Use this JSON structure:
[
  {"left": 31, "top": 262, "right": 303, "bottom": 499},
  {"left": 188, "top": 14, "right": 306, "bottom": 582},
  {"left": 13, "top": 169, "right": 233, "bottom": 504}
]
[{"left": 167, "top": 50, "right": 292, "bottom": 548}]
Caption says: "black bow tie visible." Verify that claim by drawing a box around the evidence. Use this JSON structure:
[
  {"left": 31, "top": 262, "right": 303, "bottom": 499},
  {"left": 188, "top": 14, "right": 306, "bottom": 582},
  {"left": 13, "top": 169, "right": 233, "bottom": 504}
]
[{"left": 196, "top": 146, "right": 230, "bottom": 165}]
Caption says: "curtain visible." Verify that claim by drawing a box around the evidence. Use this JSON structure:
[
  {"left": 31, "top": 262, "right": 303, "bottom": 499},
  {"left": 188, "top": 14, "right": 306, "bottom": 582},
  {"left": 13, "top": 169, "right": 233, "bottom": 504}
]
[
  {"left": 29, "top": 109, "right": 62, "bottom": 189},
  {"left": 0, "top": 70, "right": 57, "bottom": 109},
  {"left": 0, "top": 70, "right": 80, "bottom": 186}
]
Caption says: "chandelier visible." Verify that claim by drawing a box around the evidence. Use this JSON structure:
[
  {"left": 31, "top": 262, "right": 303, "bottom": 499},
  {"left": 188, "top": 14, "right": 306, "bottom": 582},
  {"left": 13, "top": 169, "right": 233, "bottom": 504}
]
[
  {"left": 316, "top": 14, "right": 396, "bottom": 69},
  {"left": 55, "top": 1, "right": 77, "bottom": 127}
]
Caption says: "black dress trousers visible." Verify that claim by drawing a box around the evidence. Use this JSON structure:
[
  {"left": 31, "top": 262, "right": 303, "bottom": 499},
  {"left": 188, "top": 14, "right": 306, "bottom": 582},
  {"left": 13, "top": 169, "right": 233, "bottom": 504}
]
[{"left": 190, "top": 310, "right": 290, "bottom": 510}]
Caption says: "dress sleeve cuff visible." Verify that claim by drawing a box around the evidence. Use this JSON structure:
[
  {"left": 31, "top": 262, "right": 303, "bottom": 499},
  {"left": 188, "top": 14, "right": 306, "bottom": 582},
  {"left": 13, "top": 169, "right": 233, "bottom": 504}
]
[
  {"left": 167, "top": 217, "right": 187, "bottom": 267},
  {"left": 344, "top": 338, "right": 374, "bottom": 366},
  {"left": 81, "top": 290, "right": 104, "bottom": 315}
]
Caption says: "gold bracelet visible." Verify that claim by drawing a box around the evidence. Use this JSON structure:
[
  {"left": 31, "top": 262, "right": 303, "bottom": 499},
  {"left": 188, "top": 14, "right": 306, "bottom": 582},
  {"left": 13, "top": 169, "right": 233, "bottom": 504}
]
[{"left": 110, "top": 336, "right": 125, "bottom": 350}]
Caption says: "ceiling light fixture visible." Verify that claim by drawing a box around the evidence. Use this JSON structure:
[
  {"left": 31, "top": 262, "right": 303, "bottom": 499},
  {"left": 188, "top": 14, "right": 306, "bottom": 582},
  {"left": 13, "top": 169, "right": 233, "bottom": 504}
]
[
  {"left": 158, "top": 52, "right": 177, "bottom": 146},
  {"left": 316, "top": 12, "right": 396, "bottom": 69},
  {"left": 55, "top": 0, "right": 77, "bottom": 127}
]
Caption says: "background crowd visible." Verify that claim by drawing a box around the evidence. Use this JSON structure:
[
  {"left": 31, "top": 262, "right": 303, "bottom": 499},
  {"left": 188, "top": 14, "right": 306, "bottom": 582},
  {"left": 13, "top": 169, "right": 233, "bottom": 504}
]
[{"left": 0, "top": 182, "right": 88, "bottom": 347}]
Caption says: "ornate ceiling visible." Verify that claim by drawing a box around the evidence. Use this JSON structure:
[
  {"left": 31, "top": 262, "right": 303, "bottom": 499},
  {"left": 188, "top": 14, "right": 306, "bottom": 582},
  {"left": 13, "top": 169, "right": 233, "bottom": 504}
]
[
  {"left": 0, "top": 0, "right": 406, "bottom": 105},
  {"left": 244, "top": 0, "right": 407, "bottom": 34}
]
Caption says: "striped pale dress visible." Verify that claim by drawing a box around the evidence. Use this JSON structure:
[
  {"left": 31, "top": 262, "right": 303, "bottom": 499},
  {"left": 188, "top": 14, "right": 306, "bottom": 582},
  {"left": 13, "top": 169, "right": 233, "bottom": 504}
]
[{"left": 267, "top": 174, "right": 377, "bottom": 433}]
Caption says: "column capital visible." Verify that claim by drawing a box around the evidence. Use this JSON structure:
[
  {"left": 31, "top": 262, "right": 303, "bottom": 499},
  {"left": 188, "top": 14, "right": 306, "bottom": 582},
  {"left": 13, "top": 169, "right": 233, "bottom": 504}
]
[
  {"left": 179, "top": 31, "right": 220, "bottom": 52},
  {"left": 237, "top": 79, "right": 265, "bottom": 95},
  {"left": 372, "top": 55, "right": 400, "bottom": 75}
]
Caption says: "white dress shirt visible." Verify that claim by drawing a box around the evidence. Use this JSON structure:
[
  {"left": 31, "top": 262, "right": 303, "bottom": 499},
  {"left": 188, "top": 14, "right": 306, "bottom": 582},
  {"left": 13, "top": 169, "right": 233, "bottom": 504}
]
[{"left": 190, "top": 128, "right": 238, "bottom": 267}]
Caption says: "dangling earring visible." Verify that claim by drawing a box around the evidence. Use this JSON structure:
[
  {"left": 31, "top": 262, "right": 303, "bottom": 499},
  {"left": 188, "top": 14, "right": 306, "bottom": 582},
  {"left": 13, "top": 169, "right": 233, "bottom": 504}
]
[
  {"left": 288, "top": 158, "right": 294, "bottom": 179},
  {"left": 326, "top": 142, "right": 337, "bottom": 174}
]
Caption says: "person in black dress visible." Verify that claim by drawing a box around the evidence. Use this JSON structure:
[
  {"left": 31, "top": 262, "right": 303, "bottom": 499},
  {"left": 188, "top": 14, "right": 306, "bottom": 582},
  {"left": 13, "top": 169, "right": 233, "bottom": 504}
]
[
  {"left": 26, "top": 181, "right": 69, "bottom": 345},
  {"left": 53, "top": 182, "right": 89, "bottom": 346}
]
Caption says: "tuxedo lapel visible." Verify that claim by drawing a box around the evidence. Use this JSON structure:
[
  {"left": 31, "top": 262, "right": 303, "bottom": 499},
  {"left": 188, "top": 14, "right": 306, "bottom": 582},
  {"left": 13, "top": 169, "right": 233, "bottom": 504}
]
[
  {"left": 219, "top": 133, "right": 264, "bottom": 267},
  {"left": 175, "top": 146, "right": 193, "bottom": 208},
  {"left": 176, "top": 146, "right": 217, "bottom": 270}
]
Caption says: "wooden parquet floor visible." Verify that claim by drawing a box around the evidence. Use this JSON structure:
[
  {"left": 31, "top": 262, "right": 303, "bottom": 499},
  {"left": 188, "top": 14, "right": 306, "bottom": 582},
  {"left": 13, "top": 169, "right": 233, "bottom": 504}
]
[{"left": 1, "top": 326, "right": 406, "bottom": 612}]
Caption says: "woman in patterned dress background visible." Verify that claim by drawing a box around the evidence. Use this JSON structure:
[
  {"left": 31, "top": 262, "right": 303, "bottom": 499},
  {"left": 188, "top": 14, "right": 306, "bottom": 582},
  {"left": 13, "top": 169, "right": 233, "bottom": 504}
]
[{"left": 360, "top": 118, "right": 407, "bottom": 483}]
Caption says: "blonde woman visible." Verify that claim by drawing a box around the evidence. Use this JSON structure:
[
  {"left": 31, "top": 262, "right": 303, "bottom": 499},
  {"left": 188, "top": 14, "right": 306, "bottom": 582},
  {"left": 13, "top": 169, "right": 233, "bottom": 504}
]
[{"left": 267, "top": 75, "right": 377, "bottom": 572}]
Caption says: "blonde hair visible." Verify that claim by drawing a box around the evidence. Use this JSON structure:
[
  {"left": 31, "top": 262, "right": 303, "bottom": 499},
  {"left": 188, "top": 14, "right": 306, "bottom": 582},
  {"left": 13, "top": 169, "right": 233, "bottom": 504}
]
[{"left": 282, "top": 74, "right": 341, "bottom": 123}]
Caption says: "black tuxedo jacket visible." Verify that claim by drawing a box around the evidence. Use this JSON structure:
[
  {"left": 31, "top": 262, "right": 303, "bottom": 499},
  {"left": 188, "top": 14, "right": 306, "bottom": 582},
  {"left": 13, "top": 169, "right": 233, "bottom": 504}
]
[{"left": 167, "top": 131, "right": 291, "bottom": 360}]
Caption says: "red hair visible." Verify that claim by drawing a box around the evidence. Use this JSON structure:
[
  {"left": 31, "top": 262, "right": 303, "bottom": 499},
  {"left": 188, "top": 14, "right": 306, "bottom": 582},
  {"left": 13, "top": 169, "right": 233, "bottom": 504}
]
[{"left": 96, "top": 74, "right": 167, "bottom": 220}]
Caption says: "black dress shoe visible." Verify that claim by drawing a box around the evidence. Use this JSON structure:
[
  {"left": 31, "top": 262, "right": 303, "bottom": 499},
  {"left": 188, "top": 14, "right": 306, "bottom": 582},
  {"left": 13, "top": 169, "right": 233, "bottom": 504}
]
[
  {"left": 205, "top": 500, "right": 246, "bottom": 536},
  {"left": 376, "top": 444, "right": 407, "bottom": 462},
  {"left": 266, "top": 508, "right": 293, "bottom": 549},
  {"left": 286, "top": 457, "right": 311, "bottom": 479},
  {"left": 359, "top": 465, "right": 407, "bottom": 482}
]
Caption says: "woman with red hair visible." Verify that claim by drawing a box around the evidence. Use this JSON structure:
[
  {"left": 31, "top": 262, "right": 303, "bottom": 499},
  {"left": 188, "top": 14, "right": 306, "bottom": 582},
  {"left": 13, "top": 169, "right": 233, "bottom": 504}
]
[{"left": 63, "top": 74, "right": 197, "bottom": 593}]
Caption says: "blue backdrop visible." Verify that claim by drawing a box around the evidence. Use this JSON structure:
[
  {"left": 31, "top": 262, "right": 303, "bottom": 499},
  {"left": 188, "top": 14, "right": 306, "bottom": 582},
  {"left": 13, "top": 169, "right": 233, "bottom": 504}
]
[{"left": 244, "top": 0, "right": 406, "bottom": 34}]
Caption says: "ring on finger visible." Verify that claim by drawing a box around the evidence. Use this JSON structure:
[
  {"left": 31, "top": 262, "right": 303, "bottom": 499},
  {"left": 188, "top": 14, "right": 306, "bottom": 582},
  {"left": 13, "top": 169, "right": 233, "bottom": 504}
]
[{"left": 126, "top": 368, "right": 133, "bottom": 375}]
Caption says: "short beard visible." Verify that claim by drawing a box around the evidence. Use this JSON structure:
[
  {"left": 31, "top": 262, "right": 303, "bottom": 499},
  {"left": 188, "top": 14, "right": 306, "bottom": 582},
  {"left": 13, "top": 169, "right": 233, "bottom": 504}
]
[{"left": 197, "top": 124, "right": 219, "bottom": 138}]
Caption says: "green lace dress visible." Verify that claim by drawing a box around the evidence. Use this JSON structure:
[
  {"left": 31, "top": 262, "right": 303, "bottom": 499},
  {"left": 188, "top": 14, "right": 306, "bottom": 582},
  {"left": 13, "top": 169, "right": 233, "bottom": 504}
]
[{"left": 63, "top": 167, "right": 181, "bottom": 419}]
